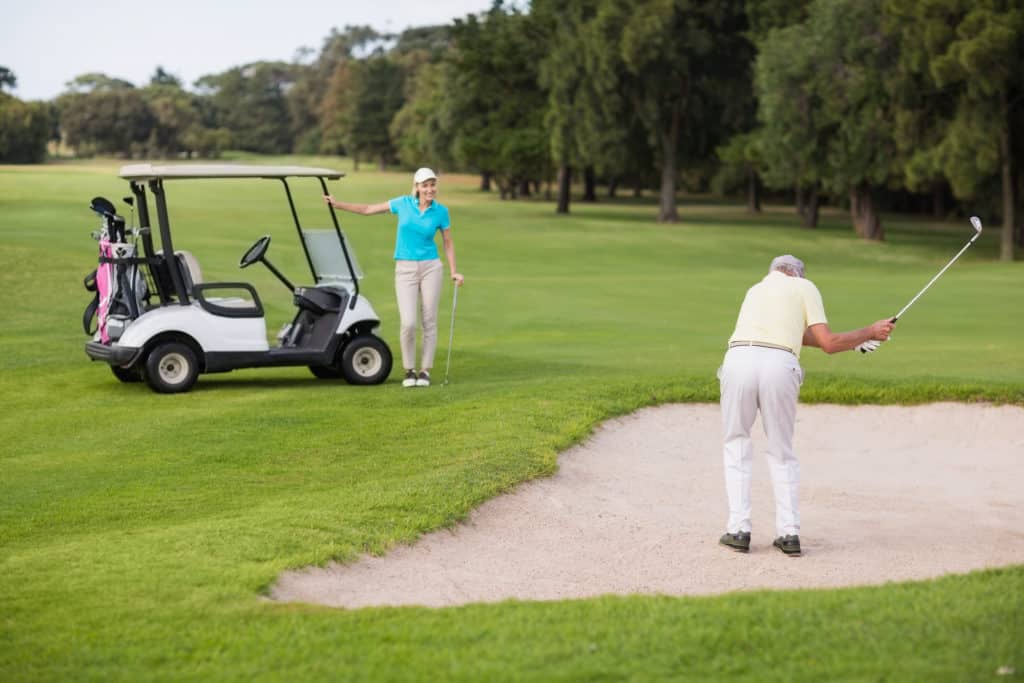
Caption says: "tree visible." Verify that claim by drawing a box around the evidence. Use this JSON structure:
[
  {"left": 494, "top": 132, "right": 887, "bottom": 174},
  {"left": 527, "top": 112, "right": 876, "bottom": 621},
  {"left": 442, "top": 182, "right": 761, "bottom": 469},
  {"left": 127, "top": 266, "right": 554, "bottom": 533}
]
[
  {"left": 535, "top": 0, "right": 597, "bottom": 213},
  {"left": 194, "top": 62, "right": 295, "bottom": 154},
  {"left": 590, "top": 0, "right": 753, "bottom": 222},
  {"left": 56, "top": 79, "right": 153, "bottom": 156},
  {"left": 320, "top": 59, "right": 356, "bottom": 157},
  {"left": 142, "top": 69, "right": 200, "bottom": 156},
  {"left": 756, "top": 0, "right": 905, "bottom": 239},
  {"left": 63, "top": 73, "right": 136, "bottom": 93},
  {"left": 390, "top": 60, "right": 455, "bottom": 170},
  {"left": 886, "top": 0, "right": 1024, "bottom": 260},
  {"left": 346, "top": 56, "right": 406, "bottom": 169},
  {"left": 0, "top": 66, "right": 16, "bottom": 92},
  {"left": 0, "top": 93, "right": 50, "bottom": 162},
  {"left": 444, "top": 3, "right": 549, "bottom": 198},
  {"left": 291, "top": 26, "right": 384, "bottom": 154}
]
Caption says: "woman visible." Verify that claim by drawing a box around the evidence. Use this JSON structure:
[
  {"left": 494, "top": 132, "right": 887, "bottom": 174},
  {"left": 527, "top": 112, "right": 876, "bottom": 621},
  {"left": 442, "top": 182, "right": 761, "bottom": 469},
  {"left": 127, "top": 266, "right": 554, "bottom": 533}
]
[{"left": 325, "top": 167, "right": 464, "bottom": 387}]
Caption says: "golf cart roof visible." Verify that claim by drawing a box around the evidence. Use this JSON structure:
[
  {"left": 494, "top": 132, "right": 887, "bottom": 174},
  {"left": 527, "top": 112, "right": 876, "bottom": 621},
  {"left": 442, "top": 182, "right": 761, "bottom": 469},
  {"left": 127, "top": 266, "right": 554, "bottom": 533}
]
[{"left": 119, "top": 163, "right": 344, "bottom": 181}]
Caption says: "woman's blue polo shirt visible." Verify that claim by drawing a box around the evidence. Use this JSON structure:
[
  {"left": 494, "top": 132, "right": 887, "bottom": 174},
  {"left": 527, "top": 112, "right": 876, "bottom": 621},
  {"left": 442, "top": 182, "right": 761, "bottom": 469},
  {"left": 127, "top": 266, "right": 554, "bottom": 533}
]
[{"left": 388, "top": 195, "right": 451, "bottom": 260}]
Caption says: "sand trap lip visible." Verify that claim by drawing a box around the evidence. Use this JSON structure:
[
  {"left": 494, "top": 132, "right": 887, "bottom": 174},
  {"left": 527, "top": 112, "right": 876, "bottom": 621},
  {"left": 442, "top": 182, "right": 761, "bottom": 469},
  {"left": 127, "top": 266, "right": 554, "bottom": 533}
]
[{"left": 271, "top": 403, "right": 1024, "bottom": 608}]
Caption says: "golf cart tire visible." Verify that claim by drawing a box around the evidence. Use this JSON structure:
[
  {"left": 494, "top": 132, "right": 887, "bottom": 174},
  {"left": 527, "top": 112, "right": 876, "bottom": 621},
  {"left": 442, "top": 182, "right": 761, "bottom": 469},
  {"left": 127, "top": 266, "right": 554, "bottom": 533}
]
[
  {"left": 111, "top": 365, "right": 142, "bottom": 383},
  {"left": 309, "top": 363, "right": 344, "bottom": 380},
  {"left": 144, "top": 341, "right": 199, "bottom": 394},
  {"left": 341, "top": 335, "right": 392, "bottom": 385}
]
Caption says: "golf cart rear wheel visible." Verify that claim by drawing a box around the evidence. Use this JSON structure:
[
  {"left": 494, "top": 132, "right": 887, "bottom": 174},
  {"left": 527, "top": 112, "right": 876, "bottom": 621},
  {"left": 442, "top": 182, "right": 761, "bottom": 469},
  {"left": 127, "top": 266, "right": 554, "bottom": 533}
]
[
  {"left": 111, "top": 365, "right": 142, "bottom": 383},
  {"left": 341, "top": 335, "right": 392, "bottom": 385},
  {"left": 144, "top": 342, "right": 199, "bottom": 394}
]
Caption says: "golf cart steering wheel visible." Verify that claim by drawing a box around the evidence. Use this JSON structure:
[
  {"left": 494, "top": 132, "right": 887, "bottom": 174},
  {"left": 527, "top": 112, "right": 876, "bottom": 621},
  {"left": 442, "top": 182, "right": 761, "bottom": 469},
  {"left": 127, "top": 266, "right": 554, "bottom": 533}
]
[{"left": 239, "top": 235, "right": 271, "bottom": 268}]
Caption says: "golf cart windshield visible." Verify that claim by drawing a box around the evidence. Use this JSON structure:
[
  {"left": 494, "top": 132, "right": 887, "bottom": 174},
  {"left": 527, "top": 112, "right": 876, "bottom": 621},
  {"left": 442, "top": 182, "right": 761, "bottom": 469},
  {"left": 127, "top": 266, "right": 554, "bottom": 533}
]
[{"left": 303, "top": 229, "right": 363, "bottom": 285}]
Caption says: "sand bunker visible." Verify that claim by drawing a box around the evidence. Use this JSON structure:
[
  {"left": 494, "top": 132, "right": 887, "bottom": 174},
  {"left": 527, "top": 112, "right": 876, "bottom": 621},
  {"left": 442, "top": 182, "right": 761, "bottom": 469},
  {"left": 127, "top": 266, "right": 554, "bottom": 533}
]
[{"left": 271, "top": 403, "right": 1024, "bottom": 608}]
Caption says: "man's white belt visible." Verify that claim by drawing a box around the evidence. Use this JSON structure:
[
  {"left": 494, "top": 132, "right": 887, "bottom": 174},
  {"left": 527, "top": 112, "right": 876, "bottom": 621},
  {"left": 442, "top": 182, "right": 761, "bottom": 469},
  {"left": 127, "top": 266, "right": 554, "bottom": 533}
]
[{"left": 728, "top": 340, "right": 795, "bottom": 355}]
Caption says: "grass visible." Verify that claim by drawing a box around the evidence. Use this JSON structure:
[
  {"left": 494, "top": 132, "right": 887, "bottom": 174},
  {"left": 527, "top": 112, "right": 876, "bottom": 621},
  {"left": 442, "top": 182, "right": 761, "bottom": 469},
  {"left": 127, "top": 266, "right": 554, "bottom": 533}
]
[{"left": 0, "top": 158, "right": 1022, "bottom": 681}]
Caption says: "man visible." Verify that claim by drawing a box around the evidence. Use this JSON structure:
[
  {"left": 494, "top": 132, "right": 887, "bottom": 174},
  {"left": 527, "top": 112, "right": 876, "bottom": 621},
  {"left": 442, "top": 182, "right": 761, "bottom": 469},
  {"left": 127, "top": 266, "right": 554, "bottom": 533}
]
[{"left": 718, "top": 255, "right": 894, "bottom": 556}]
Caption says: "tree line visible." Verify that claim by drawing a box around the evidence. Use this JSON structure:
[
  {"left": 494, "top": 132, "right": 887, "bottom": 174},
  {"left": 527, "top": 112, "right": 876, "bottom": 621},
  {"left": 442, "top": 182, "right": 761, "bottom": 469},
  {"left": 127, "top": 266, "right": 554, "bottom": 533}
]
[{"left": 1, "top": 0, "right": 1021, "bottom": 259}]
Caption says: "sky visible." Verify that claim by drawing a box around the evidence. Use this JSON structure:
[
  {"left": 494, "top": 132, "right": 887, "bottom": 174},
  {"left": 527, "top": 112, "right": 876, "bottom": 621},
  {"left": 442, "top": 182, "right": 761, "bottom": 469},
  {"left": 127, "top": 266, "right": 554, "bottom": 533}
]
[{"left": 3, "top": 0, "right": 498, "bottom": 101}]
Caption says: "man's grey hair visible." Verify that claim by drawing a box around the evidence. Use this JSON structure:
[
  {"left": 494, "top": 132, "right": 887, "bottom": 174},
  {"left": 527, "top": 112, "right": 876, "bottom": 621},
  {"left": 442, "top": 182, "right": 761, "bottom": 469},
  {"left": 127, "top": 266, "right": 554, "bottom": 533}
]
[{"left": 770, "top": 254, "right": 805, "bottom": 278}]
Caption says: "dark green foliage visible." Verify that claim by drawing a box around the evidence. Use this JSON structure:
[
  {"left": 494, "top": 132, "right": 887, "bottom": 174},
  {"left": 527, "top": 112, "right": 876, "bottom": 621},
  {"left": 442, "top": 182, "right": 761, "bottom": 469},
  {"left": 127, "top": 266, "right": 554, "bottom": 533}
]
[
  {"left": 442, "top": 4, "right": 550, "bottom": 197},
  {"left": 56, "top": 87, "right": 154, "bottom": 156},
  {"left": 589, "top": 0, "right": 754, "bottom": 222},
  {"left": 0, "top": 65, "right": 16, "bottom": 91},
  {"left": 194, "top": 62, "right": 296, "bottom": 154},
  {"left": 0, "top": 94, "right": 51, "bottom": 162},
  {"left": 347, "top": 56, "right": 406, "bottom": 168},
  {"left": 885, "top": 0, "right": 1024, "bottom": 260}
]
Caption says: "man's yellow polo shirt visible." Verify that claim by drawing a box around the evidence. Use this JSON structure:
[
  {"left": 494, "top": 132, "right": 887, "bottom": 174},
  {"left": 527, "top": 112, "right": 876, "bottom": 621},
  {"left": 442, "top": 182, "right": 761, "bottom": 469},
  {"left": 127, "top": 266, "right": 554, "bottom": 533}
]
[{"left": 728, "top": 271, "right": 827, "bottom": 359}]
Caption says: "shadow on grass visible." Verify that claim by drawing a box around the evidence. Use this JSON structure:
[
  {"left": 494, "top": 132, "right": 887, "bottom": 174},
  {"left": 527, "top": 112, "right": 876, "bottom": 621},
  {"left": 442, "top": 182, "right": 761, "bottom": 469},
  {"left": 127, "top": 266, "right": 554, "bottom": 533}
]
[{"left": 135, "top": 348, "right": 604, "bottom": 394}]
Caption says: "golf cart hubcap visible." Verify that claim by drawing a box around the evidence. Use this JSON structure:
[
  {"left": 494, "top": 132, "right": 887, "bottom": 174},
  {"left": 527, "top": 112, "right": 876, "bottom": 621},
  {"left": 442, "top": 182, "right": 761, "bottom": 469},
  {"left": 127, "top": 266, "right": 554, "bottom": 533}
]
[
  {"left": 351, "top": 347, "right": 382, "bottom": 377},
  {"left": 158, "top": 353, "right": 190, "bottom": 384}
]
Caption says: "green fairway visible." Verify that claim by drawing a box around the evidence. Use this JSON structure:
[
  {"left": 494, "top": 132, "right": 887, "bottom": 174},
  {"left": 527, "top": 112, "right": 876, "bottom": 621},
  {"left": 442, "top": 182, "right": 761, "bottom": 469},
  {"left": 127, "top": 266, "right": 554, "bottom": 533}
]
[{"left": 1, "top": 159, "right": 1021, "bottom": 681}]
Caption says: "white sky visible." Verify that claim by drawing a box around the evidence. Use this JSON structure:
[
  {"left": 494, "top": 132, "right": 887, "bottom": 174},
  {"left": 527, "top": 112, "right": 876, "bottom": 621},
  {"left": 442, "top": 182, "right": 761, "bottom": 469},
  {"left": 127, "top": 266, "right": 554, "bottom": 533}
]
[{"left": 3, "top": 0, "right": 498, "bottom": 101}]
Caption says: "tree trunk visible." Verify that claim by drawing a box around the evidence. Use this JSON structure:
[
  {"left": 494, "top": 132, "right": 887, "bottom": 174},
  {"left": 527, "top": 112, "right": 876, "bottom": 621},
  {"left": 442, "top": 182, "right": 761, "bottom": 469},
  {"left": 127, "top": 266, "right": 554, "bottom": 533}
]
[
  {"left": 801, "top": 187, "right": 819, "bottom": 228},
  {"left": 583, "top": 166, "right": 597, "bottom": 202},
  {"left": 850, "top": 184, "right": 884, "bottom": 240},
  {"left": 931, "top": 181, "right": 946, "bottom": 218},
  {"left": 556, "top": 164, "right": 571, "bottom": 214},
  {"left": 518, "top": 179, "right": 531, "bottom": 198},
  {"left": 999, "top": 101, "right": 1015, "bottom": 261},
  {"left": 480, "top": 172, "right": 492, "bottom": 192},
  {"left": 747, "top": 170, "right": 761, "bottom": 213},
  {"left": 353, "top": 154, "right": 360, "bottom": 172},
  {"left": 608, "top": 177, "right": 619, "bottom": 198},
  {"left": 658, "top": 104, "right": 681, "bottom": 223},
  {"left": 795, "top": 184, "right": 806, "bottom": 216},
  {"left": 378, "top": 155, "right": 386, "bottom": 172}
]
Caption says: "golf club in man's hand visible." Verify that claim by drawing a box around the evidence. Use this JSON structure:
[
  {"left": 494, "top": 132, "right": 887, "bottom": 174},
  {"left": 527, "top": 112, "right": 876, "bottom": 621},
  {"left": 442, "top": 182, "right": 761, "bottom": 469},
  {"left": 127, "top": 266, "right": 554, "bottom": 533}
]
[{"left": 860, "top": 215, "right": 983, "bottom": 354}]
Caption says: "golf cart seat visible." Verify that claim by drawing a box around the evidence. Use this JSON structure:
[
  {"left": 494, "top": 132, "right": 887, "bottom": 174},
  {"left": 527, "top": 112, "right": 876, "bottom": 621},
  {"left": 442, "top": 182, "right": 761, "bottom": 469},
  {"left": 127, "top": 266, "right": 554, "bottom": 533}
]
[{"left": 175, "top": 251, "right": 203, "bottom": 294}]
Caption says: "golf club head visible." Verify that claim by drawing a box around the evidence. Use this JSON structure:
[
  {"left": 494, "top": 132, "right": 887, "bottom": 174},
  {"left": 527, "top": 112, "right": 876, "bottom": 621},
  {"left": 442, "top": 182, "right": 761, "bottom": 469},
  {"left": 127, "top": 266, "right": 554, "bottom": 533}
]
[
  {"left": 90, "top": 196, "right": 116, "bottom": 217},
  {"left": 970, "top": 216, "right": 983, "bottom": 234}
]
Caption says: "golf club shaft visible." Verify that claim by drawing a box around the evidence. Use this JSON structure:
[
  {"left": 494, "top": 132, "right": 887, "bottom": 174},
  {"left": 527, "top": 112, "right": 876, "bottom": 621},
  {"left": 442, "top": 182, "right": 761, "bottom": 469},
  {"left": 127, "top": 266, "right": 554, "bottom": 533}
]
[
  {"left": 892, "top": 231, "right": 981, "bottom": 321},
  {"left": 443, "top": 285, "right": 458, "bottom": 385}
]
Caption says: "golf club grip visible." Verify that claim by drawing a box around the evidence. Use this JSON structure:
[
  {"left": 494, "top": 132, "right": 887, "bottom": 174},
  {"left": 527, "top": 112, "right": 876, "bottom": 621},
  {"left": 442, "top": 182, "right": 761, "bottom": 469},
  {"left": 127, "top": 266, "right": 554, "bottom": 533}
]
[{"left": 859, "top": 315, "right": 898, "bottom": 352}]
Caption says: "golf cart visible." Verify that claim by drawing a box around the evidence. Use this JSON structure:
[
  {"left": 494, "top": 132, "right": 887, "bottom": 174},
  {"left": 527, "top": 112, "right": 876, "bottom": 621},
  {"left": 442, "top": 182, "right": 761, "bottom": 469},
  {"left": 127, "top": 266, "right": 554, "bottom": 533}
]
[{"left": 82, "top": 163, "right": 393, "bottom": 393}]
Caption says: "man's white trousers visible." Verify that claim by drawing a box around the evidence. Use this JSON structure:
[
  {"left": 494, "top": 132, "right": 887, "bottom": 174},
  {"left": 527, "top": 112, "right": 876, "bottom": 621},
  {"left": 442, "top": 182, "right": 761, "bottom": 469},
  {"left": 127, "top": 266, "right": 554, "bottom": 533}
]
[{"left": 718, "top": 346, "right": 803, "bottom": 537}]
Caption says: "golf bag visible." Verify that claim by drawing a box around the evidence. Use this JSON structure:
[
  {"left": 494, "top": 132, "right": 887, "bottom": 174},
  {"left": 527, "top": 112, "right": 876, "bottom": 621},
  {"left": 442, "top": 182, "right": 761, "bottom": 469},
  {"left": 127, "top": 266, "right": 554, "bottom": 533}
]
[{"left": 82, "top": 197, "right": 149, "bottom": 343}]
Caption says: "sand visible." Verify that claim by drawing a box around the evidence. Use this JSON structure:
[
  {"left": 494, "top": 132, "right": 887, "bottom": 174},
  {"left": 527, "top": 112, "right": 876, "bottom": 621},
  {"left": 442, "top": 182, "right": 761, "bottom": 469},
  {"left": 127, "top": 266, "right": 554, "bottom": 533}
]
[{"left": 270, "top": 403, "right": 1024, "bottom": 608}]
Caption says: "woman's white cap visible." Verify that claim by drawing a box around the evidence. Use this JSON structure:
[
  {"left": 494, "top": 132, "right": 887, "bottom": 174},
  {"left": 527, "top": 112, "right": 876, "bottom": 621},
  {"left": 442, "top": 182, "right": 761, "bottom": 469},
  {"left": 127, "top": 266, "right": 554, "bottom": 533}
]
[{"left": 413, "top": 167, "right": 437, "bottom": 183}]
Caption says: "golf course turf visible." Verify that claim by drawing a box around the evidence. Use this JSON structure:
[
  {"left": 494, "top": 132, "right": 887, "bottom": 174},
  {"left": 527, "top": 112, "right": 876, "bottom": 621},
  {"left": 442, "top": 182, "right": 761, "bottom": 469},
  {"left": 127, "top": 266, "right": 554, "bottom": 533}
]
[{"left": 1, "top": 157, "right": 1021, "bottom": 681}]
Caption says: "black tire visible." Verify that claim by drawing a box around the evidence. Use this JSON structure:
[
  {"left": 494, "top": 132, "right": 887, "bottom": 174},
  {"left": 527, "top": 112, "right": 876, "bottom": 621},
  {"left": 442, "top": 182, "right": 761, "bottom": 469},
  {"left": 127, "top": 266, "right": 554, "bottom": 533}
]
[
  {"left": 144, "top": 342, "right": 199, "bottom": 393},
  {"left": 340, "top": 335, "right": 392, "bottom": 385},
  {"left": 309, "top": 363, "right": 344, "bottom": 380},
  {"left": 111, "top": 365, "right": 142, "bottom": 383}
]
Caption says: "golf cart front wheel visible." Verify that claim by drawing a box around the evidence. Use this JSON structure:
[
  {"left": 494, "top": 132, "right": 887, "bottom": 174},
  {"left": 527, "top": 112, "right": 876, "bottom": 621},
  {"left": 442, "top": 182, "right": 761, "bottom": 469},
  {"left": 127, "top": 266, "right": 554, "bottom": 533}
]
[
  {"left": 341, "top": 335, "right": 392, "bottom": 385},
  {"left": 144, "top": 342, "right": 199, "bottom": 394}
]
